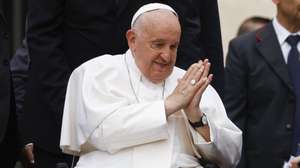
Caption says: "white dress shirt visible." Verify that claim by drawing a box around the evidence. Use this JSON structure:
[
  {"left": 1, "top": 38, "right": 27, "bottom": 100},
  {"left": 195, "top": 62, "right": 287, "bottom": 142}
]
[{"left": 273, "top": 17, "right": 300, "bottom": 63}]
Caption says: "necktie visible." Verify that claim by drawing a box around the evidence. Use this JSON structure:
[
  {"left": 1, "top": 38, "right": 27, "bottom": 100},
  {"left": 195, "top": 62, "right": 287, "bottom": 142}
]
[{"left": 286, "top": 35, "right": 300, "bottom": 155}]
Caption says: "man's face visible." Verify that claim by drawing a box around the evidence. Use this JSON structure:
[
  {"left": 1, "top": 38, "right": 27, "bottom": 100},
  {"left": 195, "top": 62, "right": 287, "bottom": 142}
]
[
  {"left": 127, "top": 11, "right": 181, "bottom": 83},
  {"left": 274, "top": 0, "right": 300, "bottom": 24}
]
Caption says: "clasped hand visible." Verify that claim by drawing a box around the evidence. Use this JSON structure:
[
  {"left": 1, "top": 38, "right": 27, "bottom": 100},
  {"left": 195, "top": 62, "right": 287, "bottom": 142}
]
[{"left": 165, "top": 59, "right": 213, "bottom": 121}]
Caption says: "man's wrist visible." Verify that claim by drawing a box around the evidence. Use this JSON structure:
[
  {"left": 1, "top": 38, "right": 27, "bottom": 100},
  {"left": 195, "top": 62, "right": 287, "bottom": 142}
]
[
  {"left": 164, "top": 97, "right": 181, "bottom": 116},
  {"left": 186, "top": 108, "right": 203, "bottom": 123},
  {"left": 188, "top": 113, "right": 208, "bottom": 128}
]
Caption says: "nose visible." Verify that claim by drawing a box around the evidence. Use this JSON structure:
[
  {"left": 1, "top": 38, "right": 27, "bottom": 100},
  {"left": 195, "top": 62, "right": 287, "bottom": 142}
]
[{"left": 160, "top": 48, "right": 172, "bottom": 63}]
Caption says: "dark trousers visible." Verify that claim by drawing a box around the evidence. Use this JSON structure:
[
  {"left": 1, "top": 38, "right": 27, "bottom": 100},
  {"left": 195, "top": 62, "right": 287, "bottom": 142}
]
[
  {"left": 34, "top": 146, "right": 78, "bottom": 168},
  {"left": 0, "top": 110, "right": 20, "bottom": 168}
]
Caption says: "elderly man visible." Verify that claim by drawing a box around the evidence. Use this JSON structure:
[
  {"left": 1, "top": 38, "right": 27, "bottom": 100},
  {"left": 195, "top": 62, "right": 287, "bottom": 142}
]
[
  {"left": 60, "top": 3, "right": 242, "bottom": 168},
  {"left": 23, "top": 0, "right": 224, "bottom": 166}
]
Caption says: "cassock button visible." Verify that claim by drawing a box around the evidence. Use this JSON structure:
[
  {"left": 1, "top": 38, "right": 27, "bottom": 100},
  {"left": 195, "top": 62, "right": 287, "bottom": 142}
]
[{"left": 286, "top": 124, "right": 292, "bottom": 129}]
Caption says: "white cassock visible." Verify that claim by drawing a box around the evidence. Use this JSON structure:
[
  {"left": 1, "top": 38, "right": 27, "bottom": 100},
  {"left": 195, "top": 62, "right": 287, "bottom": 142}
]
[{"left": 60, "top": 50, "right": 242, "bottom": 168}]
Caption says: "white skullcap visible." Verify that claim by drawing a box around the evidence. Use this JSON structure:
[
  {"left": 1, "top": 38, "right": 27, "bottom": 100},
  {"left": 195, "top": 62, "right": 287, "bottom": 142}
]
[{"left": 131, "top": 3, "right": 178, "bottom": 28}]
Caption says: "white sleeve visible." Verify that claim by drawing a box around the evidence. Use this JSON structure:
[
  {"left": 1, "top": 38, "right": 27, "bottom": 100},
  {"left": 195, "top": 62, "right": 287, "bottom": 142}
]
[
  {"left": 88, "top": 101, "right": 169, "bottom": 154},
  {"left": 189, "top": 86, "right": 242, "bottom": 168},
  {"left": 60, "top": 58, "right": 169, "bottom": 155}
]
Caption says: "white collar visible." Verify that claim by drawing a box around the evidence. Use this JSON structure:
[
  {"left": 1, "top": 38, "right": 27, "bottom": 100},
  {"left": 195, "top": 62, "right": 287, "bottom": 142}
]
[
  {"left": 125, "top": 49, "right": 165, "bottom": 89},
  {"left": 273, "top": 17, "right": 300, "bottom": 46}
]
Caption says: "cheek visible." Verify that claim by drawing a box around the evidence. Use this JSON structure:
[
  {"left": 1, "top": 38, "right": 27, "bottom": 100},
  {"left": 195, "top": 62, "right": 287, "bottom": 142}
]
[
  {"left": 172, "top": 52, "right": 177, "bottom": 62},
  {"left": 141, "top": 59, "right": 153, "bottom": 73}
]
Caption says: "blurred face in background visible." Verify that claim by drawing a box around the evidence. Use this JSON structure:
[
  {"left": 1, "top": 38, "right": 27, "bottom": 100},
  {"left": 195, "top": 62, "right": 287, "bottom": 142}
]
[{"left": 273, "top": 0, "right": 300, "bottom": 32}]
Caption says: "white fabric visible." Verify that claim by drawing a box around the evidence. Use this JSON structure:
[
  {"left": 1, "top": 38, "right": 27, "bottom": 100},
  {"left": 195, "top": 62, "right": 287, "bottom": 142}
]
[
  {"left": 272, "top": 17, "right": 300, "bottom": 63},
  {"left": 130, "top": 3, "right": 178, "bottom": 27},
  {"left": 60, "top": 50, "right": 242, "bottom": 168}
]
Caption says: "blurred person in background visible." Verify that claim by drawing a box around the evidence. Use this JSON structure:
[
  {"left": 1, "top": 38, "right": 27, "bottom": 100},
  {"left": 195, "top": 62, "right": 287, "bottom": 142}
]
[
  {"left": 237, "top": 16, "right": 271, "bottom": 36},
  {"left": 0, "top": 0, "right": 20, "bottom": 167},
  {"left": 224, "top": 0, "right": 300, "bottom": 167}
]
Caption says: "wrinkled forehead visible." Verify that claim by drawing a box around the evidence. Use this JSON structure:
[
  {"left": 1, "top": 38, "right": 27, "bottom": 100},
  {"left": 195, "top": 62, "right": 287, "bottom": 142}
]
[{"left": 131, "top": 3, "right": 178, "bottom": 28}]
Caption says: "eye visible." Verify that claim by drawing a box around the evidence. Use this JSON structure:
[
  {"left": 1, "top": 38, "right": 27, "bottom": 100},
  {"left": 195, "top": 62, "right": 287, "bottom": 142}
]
[
  {"left": 170, "top": 44, "right": 178, "bottom": 50},
  {"left": 150, "top": 42, "right": 164, "bottom": 50}
]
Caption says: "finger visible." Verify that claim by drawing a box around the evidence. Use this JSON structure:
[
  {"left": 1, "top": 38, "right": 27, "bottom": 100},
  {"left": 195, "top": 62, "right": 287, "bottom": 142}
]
[
  {"left": 187, "top": 61, "right": 205, "bottom": 86},
  {"left": 202, "top": 61, "right": 211, "bottom": 79},
  {"left": 193, "top": 62, "right": 205, "bottom": 83},
  {"left": 181, "top": 63, "right": 198, "bottom": 81},
  {"left": 182, "top": 63, "right": 202, "bottom": 86},
  {"left": 194, "top": 77, "right": 208, "bottom": 99},
  {"left": 203, "top": 59, "right": 209, "bottom": 64},
  {"left": 178, "top": 62, "right": 206, "bottom": 99},
  {"left": 198, "top": 74, "right": 213, "bottom": 95},
  {"left": 201, "top": 59, "right": 209, "bottom": 67},
  {"left": 176, "top": 78, "right": 186, "bottom": 92},
  {"left": 195, "top": 73, "right": 213, "bottom": 96},
  {"left": 187, "top": 63, "right": 202, "bottom": 80},
  {"left": 192, "top": 73, "right": 208, "bottom": 94}
]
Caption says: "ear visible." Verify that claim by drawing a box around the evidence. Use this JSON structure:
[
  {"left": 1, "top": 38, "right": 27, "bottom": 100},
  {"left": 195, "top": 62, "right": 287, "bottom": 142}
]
[{"left": 126, "top": 29, "right": 136, "bottom": 50}]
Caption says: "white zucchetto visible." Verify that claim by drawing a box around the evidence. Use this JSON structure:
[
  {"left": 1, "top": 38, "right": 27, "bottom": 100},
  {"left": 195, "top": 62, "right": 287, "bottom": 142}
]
[{"left": 131, "top": 3, "right": 178, "bottom": 28}]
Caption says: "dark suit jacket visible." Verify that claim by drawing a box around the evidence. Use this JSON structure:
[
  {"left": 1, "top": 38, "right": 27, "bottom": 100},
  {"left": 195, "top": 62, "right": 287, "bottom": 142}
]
[
  {"left": 224, "top": 23, "right": 296, "bottom": 168},
  {"left": 0, "top": 0, "right": 13, "bottom": 143},
  {"left": 23, "top": 0, "right": 223, "bottom": 154},
  {"left": 10, "top": 39, "right": 29, "bottom": 118}
]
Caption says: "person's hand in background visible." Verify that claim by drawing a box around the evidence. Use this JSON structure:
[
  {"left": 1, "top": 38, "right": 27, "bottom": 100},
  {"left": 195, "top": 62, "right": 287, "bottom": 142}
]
[{"left": 22, "top": 143, "right": 34, "bottom": 168}]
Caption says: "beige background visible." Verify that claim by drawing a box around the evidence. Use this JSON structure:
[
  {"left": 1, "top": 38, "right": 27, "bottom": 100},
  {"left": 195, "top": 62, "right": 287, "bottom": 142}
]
[{"left": 218, "top": 0, "right": 276, "bottom": 61}]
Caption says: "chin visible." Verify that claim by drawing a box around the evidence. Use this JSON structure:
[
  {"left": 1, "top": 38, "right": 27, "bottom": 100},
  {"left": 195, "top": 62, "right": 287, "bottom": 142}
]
[
  {"left": 151, "top": 74, "right": 171, "bottom": 84},
  {"left": 149, "top": 78, "right": 164, "bottom": 84}
]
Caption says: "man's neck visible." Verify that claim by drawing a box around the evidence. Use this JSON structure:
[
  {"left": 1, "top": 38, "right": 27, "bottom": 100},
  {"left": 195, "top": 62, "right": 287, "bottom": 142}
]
[{"left": 276, "top": 14, "right": 300, "bottom": 33}]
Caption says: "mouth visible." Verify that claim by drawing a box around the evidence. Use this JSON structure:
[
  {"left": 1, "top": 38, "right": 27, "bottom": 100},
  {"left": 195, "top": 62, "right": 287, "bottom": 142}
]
[{"left": 154, "top": 61, "right": 171, "bottom": 70}]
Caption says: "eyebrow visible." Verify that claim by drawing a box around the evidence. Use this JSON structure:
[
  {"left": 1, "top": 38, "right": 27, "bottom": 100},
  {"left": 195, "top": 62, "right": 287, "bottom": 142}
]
[
  {"left": 153, "top": 38, "right": 179, "bottom": 44},
  {"left": 150, "top": 39, "right": 165, "bottom": 43}
]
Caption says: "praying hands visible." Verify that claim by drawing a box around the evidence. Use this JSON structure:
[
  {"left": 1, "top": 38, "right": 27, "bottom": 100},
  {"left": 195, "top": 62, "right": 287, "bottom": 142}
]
[
  {"left": 165, "top": 59, "right": 213, "bottom": 117},
  {"left": 165, "top": 59, "right": 213, "bottom": 141}
]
